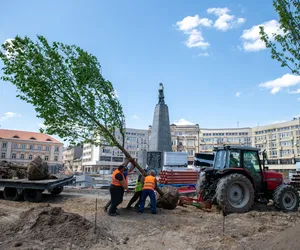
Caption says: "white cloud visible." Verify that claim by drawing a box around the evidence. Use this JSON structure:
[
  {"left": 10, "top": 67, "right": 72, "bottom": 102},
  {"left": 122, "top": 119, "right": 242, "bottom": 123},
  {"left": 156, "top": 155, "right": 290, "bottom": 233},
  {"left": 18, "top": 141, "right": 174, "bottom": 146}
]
[
  {"left": 288, "top": 89, "right": 300, "bottom": 94},
  {"left": 176, "top": 15, "right": 213, "bottom": 32},
  {"left": 176, "top": 15, "right": 211, "bottom": 49},
  {"left": 173, "top": 118, "right": 195, "bottom": 125},
  {"left": 198, "top": 52, "right": 209, "bottom": 57},
  {"left": 298, "top": 97, "right": 300, "bottom": 101},
  {"left": 241, "top": 20, "right": 281, "bottom": 51},
  {"left": 185, "top": 29, "right": 210, "bottom": 49},
  {"left": 237, "top": 18, "right": 246, "bottom": 24},
  {"left": 132, "top": 115, "right": 139, "bottom": 120},
  {"left": 259, "top": 74, "right": 300, "bottom": 94},
  {"left": 207, "top": 7, "right": 229, "bottom": 16},
  {"left": 176, "top": 8, "right": 244, "bottom": 49},
  {"left": 236, "top": 92, "right": 242, "bottom": 97},
  {"left": 0, "top": 112, "right": 21, "bottom": 121},
  {"left": 207, "top": 7, "right": 245, "bottom": 31}
]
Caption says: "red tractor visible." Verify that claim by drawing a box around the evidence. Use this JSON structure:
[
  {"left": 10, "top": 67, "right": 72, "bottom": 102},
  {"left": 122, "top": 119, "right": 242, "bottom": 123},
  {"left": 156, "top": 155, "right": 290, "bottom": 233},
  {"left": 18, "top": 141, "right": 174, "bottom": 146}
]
[{"left": 196, "top": 146, "right": 299, "bottom": 213}]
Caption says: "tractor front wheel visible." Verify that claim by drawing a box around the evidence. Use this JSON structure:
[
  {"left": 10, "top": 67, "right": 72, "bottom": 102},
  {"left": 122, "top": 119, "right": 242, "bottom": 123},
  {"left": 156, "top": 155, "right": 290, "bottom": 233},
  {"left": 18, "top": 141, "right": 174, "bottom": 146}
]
[
  {"left": 216, "top": 173, "right": 255, "bottom": 213},
  {"left": 273, "top": 185, "right": 299, "bottom": 212}
]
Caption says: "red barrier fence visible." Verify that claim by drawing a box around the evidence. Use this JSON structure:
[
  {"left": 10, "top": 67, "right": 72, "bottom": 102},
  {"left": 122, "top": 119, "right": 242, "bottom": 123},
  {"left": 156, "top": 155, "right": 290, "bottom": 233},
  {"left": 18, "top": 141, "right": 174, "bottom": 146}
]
[{"left": 159, "top": 170, "right": 200, "bottom": 184}]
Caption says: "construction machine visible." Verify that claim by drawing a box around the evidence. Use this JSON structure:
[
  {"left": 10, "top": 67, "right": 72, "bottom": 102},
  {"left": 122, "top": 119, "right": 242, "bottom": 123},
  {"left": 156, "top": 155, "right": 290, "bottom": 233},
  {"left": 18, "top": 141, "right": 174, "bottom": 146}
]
[{"left": 180, "top": 145, "right": 299, "bottom": 213}]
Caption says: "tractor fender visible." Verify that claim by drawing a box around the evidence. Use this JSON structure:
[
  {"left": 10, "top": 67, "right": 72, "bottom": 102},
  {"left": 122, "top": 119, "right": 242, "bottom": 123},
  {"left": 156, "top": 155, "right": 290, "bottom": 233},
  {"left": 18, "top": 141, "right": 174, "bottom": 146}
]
[{"left": 216, "top": 168, "right": 256, "bottom": 189}]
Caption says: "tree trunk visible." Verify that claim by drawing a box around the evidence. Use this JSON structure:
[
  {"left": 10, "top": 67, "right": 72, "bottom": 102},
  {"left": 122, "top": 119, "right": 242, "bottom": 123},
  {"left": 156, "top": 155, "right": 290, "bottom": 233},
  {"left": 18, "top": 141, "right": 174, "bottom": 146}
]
[{"left": 119, "top": 145, "right": 164, "bottom": 196}]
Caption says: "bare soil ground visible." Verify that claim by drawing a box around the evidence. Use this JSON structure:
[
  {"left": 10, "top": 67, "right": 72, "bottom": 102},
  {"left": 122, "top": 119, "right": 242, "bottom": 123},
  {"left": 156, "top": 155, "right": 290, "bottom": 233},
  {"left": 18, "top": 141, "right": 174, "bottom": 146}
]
[{"left": 0, "top": 190, "right": 299, "bottom": 250}]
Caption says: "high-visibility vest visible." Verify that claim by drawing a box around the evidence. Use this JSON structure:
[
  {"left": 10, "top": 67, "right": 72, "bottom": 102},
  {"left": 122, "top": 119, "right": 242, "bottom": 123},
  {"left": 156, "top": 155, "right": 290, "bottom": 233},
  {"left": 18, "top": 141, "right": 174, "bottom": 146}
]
[
  {"left": 143, "top": 176, "right": 155, "bottom": 191},
  {"left": 111, "top": 169, "right": 125, "bottom": 187},
  {"left": 135, "top": 178, "right": 143, "bottom": 192}
]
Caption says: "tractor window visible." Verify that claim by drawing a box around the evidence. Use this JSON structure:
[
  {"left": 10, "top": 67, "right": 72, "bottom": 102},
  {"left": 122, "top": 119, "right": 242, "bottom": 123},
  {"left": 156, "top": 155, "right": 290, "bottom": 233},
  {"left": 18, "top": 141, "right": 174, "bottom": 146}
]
[
  {"left": 229, "top": 151, "right": 240, "bottom": 168},
  {"left": 214, "top": 150, "right": 227, "bottom": 169},
  {"left": 243, "top": 151, "right": 260, "bottom": 172}
]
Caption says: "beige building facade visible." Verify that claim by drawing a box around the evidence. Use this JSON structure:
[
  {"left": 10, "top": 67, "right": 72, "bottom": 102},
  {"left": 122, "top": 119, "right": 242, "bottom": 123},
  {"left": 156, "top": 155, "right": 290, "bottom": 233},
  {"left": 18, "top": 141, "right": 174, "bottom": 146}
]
[
  {"left": 252, "top": 118, "right": 300, "bottom": 170},
  {"left": 170, "top": 124, "right": 200, "bottom": 165},
  {"left": 154, "top": 118, "right": 300, "bottom": 170},
  {"left": 199, "top": 127, "right": 252, "bottom": 152},
  {"left": 62, "top": 145, "right": 83, "bottom": 172},
  {"left": 0, "top": 129, "right": 63, "bottom": 166}
]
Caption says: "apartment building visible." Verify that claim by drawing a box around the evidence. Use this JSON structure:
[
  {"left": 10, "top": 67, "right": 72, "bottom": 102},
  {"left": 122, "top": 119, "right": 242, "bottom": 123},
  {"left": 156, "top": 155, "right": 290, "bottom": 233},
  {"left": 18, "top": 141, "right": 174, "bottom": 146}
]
[
  {"left": 199, "top": 127, "right": 252, "bottom": 153},
  {"left": 82, "top": 128, "right": 148, "bottom": 172},
  {"left": 170, "top": 124, "right": 200, "bottom": 165},
  {"left": 252, "top": 118, "right": 300, "bottom": 170},
  {"left": 62, "top": 145, "right": 83, "bottom": 172},
  {"left": 0, "top": 129, "right": 63, "bottom": 166}
]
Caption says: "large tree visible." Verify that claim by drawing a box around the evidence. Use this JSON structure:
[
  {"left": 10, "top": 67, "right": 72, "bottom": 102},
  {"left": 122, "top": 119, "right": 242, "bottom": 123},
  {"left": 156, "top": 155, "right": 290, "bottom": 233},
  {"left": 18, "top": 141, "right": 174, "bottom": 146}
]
[
  {"left": 0, "top": 35, "right": 179, "bottom": 208},
  {"left": 260, "top": 0, "right": 300, "bottom": 75}
]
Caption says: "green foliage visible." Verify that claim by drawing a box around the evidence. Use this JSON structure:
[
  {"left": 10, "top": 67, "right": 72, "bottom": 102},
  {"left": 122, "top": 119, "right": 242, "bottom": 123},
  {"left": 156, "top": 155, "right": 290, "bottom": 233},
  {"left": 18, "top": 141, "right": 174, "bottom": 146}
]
[
  {"left": 0, "top": 35, "right": 126, "bottom": 148},
  {"left": 260, "top": 0, "right": 300, "bottom": 75}
]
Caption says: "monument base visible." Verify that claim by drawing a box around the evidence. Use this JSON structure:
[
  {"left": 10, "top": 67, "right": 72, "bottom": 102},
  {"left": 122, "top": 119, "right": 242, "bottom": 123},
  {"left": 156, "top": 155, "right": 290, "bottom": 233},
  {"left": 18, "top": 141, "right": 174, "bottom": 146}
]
[{"left": 138, "top": 151, "right": 163, "bottom": 175}]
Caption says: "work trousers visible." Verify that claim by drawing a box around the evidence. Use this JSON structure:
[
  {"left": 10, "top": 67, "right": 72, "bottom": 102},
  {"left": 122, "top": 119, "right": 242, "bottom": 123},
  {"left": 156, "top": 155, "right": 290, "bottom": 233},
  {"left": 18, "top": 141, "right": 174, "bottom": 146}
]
[
  {"left": 109, "top": 185, "right": 124, "bottom": 214},
  {"left": 139, "top": 189, "right": 157, "bottom": 214},
  {"left": 127, "top": 190, "right": 142, "bottom": 208}
]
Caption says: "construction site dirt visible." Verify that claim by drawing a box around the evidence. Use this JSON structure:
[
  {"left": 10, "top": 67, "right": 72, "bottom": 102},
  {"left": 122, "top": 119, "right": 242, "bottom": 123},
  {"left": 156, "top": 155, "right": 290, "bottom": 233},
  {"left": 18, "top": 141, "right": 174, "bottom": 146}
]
[{"left": 0, "top": 190, "right": 300, "bottom": 250}]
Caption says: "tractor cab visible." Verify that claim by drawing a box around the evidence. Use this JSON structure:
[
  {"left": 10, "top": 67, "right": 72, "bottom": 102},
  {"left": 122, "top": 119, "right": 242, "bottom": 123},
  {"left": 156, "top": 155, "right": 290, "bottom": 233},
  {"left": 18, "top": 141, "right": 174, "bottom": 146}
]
[
  {"left": 212, "top": 145, "right": 283, "bottom": 193},
  {"left": 197, "top": 145, "right": 299, "bottom": 213}
]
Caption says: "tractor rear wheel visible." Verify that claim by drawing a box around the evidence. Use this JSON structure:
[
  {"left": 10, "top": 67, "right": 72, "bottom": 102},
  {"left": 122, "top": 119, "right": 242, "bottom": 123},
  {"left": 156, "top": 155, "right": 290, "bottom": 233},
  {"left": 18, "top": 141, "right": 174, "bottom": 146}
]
[
  {"left": 273, "top": 185, "right": 299, "bottom": 212},
  {"left": 216, "top": 173, "right": 255, "bottom": 213}
]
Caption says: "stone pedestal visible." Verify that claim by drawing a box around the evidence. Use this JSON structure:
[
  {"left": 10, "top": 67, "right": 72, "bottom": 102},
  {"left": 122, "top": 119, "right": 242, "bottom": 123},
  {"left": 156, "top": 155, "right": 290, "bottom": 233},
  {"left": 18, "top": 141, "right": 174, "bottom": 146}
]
[{"left": 149, "top": 104, "right": 172, "bottom": 152}]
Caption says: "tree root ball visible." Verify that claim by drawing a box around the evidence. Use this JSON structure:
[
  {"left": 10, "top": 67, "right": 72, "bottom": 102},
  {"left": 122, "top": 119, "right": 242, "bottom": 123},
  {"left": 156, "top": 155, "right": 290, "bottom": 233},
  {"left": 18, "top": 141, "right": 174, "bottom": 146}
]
[{"left": 156, "top": 186, "right": 179, "bottom": 210}]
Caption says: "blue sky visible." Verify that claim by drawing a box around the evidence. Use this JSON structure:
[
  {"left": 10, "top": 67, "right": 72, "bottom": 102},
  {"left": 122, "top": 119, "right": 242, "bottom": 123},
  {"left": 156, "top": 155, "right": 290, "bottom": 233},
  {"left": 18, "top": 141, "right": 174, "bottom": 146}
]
[{"left": 0, "top": 0, "right": 299, "bottom": 141}]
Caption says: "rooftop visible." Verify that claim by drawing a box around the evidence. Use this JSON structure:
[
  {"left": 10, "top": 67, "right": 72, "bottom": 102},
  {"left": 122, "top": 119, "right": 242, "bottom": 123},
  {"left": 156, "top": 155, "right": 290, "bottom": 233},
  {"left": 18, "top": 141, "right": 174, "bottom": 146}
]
[{"left": 0, "top": 129, "right": 62, "bottom": 144}]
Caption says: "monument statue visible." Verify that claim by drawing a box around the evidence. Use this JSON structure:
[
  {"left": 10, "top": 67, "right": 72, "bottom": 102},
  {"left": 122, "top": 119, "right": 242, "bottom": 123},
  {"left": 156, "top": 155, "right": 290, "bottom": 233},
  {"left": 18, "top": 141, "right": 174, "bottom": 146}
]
[{"left": 158, "top": 83, "right": 165, "bottom": 104}]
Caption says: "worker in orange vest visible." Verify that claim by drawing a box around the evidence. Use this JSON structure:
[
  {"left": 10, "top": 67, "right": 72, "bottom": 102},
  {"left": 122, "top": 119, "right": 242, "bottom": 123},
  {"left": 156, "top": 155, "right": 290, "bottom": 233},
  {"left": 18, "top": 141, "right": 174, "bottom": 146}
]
[
  {"left": 108, "top": 160, "right": 130, "bottom": 216},
  {"left": 139, "top": 170, "right": 157, "bottom": 214}
]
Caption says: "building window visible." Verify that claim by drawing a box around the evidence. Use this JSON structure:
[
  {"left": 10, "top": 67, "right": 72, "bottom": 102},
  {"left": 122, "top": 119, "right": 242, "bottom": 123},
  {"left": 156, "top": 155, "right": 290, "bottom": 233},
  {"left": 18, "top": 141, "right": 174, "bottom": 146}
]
[
  {"left": 29, "top": 145, "right": 34, "bottom": 150},
  {"left": 46, "top": 146, "right": 50, "bottom": 151},
  {"left": 280, "top": 141, "right": 291, "bottom": 147},
  {"left": 13, "top": 143, "right": 18, "bottom": 149},
  {"left": 100, "top": 156, "right": 111, "bottom": 161},
  {"left": 54, "top": 156, "right": 58, "bottom": 161},
  {"left": 11, "top": 153, "right": 16, "bottom": 159},
  {"left": 188, "top": 150, "right": 194, "bottom": 156},
  {"left": 20, "top": 154, "right": 24, "bottom": 159},
  {"left": 29, "top": 155, "right": 33, "bottom": 160},
  {"left": 38, "top": 146, "right": 42, "bottom": 151},
  {"left": 2, "top": 142, "right": 7, "bottom": 148},
  {"left": 187, "top": 140, "right": 194, "bottom": 147},
  {"left": 45, "top": 156, "right": 49, "bottom": 161},
  {"left": 55, "top": 147, "right": 59, "bottom": 152},
  {"left": 103, "top": 148, "right": 111, "bottom": 153},
  {"left": 1, "top": 153, "right": 5, "bottom": 158}
]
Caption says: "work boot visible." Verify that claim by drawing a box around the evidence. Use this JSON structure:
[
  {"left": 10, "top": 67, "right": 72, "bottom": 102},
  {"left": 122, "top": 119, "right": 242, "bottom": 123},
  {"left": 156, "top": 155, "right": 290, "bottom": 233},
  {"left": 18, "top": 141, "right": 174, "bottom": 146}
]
[
  {"left": 108, "top": 213, "right": 117, "bottom": 216},
  {"left": 115, "top": 210, "right": 120, "bottom": 215}
]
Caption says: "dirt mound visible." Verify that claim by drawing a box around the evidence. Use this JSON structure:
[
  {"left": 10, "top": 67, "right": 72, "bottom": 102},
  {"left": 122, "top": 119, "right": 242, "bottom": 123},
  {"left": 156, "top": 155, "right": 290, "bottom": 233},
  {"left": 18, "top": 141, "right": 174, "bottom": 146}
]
[
  {"left": 0, "top": 205, "right": 115, "bottom": 249},
  {"left": 257, "top": 221, "right": 300, "bottom": 250},
  {"left": 157, "top": 186, "right": 179, "bottom": 209}
]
